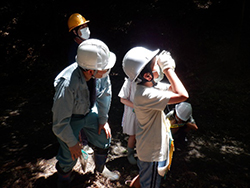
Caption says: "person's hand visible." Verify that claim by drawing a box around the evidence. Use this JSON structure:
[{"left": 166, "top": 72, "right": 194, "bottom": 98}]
[
  {"left": 157, "top": 50, "right": 176, "bottom": 71},
  {"left": 98, "top": 122, "right": 112, "bottom": 139},
  {"left": 69, "top": 142, "right": 83, "bottom": 160},
  {"left": 186, "top": 122, "right": 198, "bottom": 130}
]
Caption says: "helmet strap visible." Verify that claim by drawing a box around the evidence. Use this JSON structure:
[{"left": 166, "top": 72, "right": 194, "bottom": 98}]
[
  {"left": 152, "top": 79, "right": 157, "bottom": 86},
  {"left": 150, "top": 73, "right": 157, "bottom": 86},
  {"left": 147, "top": 72, "right": 157, "bottom": 86},
  {"left": 138, "top": 62, "right": 157, "bottom": 86},
  {"left": 91, "top": 70, "right": 98, "bottom": 79},
  {"left": 72, "top": 27, "right": 84, "bottom": 44},
  {"left": 78, "top": 66, "right": 97, "bottom": 80},
  {"left": 75, "top": 36, "right": 83, "bottom": 44}
]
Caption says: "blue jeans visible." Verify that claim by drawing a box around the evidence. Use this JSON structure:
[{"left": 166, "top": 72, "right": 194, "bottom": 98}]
[
  {"left": 56, "top": 108, "right": 111, "bottom": 173},
  {"left": 137, "top": 159, "right": 166, "bottom": 188}
]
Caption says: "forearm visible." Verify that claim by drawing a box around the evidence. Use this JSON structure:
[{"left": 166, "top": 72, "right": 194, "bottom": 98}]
[
  {"left": 97, "top": 96, "right": 110, "bottom": 125},
  {"left": 164, "top": 69, "right": 189, "bottom": 103},
  {"left": 120, "top": 98, "right": 134, "bottom": 108},
  {"left": 96, "top": 78, "right": 111, "bottom": 125},
  {"left": 52, "top": 87, "right": 77, "bottom": 147}
]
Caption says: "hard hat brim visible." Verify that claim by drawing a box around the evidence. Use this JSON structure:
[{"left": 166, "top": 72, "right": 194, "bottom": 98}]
[
  {"left": 133, "top": 49, "right": 159, "bottom": 82},
  {"left": 68, "top": 20, "right": 90, "bottom": 32},
  {"left": 103, "top": 52, "right": 116, "bottom": 69}
]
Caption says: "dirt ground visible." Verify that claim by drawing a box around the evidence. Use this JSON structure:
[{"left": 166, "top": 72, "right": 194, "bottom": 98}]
[{"left": 0, "top": 0, "right": 250, "bottom": 187}]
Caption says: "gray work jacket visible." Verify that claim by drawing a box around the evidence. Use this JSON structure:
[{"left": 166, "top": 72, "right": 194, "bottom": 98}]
[{"left": 52, "top": 63, "right": 112, "bottom": 147}]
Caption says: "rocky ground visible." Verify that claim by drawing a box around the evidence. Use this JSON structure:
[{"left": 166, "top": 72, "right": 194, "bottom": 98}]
[{"left": 0, "top": 0, "right": 250, "bottom": 187}]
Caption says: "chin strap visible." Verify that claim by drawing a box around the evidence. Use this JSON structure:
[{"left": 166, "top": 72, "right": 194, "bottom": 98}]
[
  {"left": 73, "top": 29, "right": 84, "bottom": 44},
  {"left": 152, "top": 79, "right": 157, "bottom": 87},
  {"left": 149, "top": 72, "right": 157, "bottom": 87},
  {"left": 74, "top": 35, "right": 83, "bottom": 43},
  {"left": 138, "top": 71, "right": 157, "bottom": 86},
  {"left": 91, "top": 70, "right": 98, "bottom": 79}
]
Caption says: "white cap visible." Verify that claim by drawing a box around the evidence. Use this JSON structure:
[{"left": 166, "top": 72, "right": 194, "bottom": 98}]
[
  {"left": 76, "top": 39, "right": 116, "bottom": 70},
  {"left": 175, "top": 102, "right": 192, "bottom": 121}
]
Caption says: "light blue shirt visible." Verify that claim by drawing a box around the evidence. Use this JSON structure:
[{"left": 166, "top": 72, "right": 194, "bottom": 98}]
[{"left": 52, "top": 63, "right": 112, "bottom": 147}]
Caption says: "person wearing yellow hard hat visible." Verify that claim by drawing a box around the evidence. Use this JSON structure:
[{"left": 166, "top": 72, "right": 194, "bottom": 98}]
[{"left": 67, "top": 13, "right": 91, "bottom": 65}]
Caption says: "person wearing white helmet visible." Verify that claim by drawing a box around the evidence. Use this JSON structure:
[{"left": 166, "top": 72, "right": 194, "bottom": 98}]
[
  {"left": 166, "top": 102, "right": 198, "bottom": 141},
  {"left": 52, "top": 39, "right": 119, "bottom": 187},
  {"left": 122, "top": 46, "right": 189, "bottom": 188}
]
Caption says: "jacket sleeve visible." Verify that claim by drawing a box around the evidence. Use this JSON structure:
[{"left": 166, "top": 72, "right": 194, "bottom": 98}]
[
  {"left": 52, "top": 78, "right": 78, "bottom": 147},
  {"left": 95, "top": 76, "right": 112, "bottom": 125}
]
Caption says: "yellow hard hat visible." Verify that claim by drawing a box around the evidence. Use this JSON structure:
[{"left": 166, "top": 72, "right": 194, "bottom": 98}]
[{"left": 67, "top": 13, "right": 90, "bottom": 32}]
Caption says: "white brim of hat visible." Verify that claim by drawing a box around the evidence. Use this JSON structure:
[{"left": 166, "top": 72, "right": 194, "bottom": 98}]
[
  {"left": 103, "top": 52, "right": 116, "bottom": 69},
  {"left": 133, "top": 49, "right": 160, "bottom": 82}
]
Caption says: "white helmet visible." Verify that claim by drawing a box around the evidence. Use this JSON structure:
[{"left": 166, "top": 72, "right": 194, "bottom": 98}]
[
  {"left": 122, "top": 47, "right": 159, "bottom": 82},
  {"left": 175, "top": 102, "right": 192, "bottom": 121},
  {"left": 76, "top": 39, "right": 116, "bottom": 70}
]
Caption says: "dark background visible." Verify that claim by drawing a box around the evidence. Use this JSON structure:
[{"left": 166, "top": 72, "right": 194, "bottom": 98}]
[{"left": 0, "top": 0, "right": 249, "bottom": 187}]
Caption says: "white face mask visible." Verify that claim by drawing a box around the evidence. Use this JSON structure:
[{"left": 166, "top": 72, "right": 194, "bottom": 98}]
[
  {"left": 153, "top": 63, "right": 164, "bottom": 83},
  {"left": 80, "top": 27, "right": 90, "bottom": 39}
]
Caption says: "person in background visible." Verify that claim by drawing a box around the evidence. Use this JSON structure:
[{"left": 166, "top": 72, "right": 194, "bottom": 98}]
[
  {"left": 122, "top": 47, "right": 189, "bottom": 188},
  {"left": 52, "top": 39, "right": 119, "bottom": 188},
  {"left": 118, "top": 77, "right": 139, "bottom": 165},
  {"left": 166, "top": 102, "right": 198, "bottom": 143},
  {"left": 67, "top": 13, "right": 91, "bottom": 65}
]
